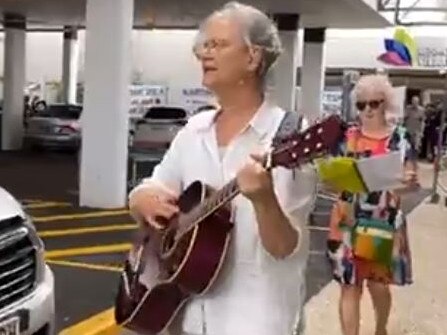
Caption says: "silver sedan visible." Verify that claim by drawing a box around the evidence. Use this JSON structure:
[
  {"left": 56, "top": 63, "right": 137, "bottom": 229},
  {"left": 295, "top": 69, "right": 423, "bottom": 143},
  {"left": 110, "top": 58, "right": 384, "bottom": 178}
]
[{"left": 24, "top": 104, "right": 82, "bottom": 151}]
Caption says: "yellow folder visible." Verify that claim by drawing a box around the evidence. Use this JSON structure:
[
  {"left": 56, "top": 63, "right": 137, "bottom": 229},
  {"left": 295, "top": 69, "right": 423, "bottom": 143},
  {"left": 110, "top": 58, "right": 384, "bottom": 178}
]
[{"left": 316, "top": 157, "right": 367, "bottom": 193}]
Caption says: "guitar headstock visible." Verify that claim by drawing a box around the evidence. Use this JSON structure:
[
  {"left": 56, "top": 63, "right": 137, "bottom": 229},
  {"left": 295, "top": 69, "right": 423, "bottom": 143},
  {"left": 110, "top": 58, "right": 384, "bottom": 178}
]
[{"left": 270, "top": 115, "right": 345, "bottom": 169}]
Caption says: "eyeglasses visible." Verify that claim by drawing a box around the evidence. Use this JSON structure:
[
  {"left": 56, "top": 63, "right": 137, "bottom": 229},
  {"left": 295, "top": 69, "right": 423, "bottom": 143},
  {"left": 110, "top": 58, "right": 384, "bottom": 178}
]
[
  {"left": 355, "top": 99, "right": 384, "bottom": 111},
  {"left": 193, "top": 38, "right": 231, "bottom": 56}
]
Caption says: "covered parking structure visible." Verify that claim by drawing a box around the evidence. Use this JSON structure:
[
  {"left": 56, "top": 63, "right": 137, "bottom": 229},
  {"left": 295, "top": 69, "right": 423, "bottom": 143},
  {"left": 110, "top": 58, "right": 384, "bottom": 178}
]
[{"left": 0, "top": 0, "right": 390, "bottom": 208}]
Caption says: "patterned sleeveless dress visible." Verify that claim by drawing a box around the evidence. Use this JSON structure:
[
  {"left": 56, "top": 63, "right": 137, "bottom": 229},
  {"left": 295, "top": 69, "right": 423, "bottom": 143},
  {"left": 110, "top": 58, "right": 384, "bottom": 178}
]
[{"left": 326, "top": 126, "right": 414, "bottom": 286}]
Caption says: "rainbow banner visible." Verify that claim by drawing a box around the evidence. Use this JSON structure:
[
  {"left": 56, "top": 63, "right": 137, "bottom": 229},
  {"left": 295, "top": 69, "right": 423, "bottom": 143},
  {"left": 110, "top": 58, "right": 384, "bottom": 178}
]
[{"left": 377, "top": 27, "right": 418, "bottom": 66}]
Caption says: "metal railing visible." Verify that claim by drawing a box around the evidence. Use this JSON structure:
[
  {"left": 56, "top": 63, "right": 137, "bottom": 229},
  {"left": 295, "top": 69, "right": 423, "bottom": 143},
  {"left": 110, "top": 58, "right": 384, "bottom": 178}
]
[{"left": 378, "top": 0, "right": 447, "bottom": 26}]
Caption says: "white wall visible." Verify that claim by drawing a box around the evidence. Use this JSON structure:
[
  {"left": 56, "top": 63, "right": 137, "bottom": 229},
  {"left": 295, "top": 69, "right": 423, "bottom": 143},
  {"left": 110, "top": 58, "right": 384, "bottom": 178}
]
[
  {"left": 2, "top": 26, "right": 447, "bottom": 104},
  {"left": 0, "top": 30, "right": 204, "bottom": 105}
]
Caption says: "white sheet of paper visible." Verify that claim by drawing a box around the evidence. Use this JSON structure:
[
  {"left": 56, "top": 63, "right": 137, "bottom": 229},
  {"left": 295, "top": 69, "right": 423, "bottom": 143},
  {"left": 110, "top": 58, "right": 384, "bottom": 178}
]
[{"left": 356, "top": 151, "right": 403, "bottom": 192}]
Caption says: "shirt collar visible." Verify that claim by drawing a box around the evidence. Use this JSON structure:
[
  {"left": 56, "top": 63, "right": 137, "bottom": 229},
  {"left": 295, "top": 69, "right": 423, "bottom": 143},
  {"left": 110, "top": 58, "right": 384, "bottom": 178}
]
[{"left": 191, "top": 99, "right": 282, "bottom": 139}]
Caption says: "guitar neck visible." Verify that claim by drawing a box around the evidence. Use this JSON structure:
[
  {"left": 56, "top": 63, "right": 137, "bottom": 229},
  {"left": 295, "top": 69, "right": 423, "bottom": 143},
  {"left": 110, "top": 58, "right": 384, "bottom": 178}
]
[
  {"left": 186, "top": 154, "right": 269, "bottom": 226},
  {"left": 178, "top": 178, "right": 240, "bottom": 235},
  {"left": 203, "top": 178, "right": 240, "bottom": 214},
  {"left": 176, "top": 114, "right": 345, "bottom": 234}
]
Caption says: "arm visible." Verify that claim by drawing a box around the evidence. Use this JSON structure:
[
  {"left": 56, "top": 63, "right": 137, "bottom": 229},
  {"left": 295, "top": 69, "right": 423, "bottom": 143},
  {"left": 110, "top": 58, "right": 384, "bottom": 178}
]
[
  {"left": 251, "top": 190, "right": 299, "bottom": 259},
  {"left": 248, "top": 165, "right": 317, "bottom": 259},
  {"left": 128, "top": 128, "right": 187, "bottom": 223}
]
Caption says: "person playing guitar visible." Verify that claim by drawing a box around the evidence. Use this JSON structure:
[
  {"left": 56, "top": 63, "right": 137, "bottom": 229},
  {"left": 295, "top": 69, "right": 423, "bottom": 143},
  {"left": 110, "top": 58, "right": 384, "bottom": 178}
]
[{"left": 125, "top": 2, "right": 321, "bottom": 334}]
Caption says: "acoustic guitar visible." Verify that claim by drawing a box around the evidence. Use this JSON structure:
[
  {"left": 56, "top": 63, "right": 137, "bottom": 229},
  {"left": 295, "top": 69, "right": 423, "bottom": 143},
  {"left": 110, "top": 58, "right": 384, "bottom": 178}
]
[{"left": 115, "top": 115, "right": 344, "bottom": 334}]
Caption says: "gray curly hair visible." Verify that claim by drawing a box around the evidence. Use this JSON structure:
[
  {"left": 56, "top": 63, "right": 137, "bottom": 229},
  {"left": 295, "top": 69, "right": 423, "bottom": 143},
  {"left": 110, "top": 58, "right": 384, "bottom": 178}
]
[{"left": 193, "top": 1, "right": 283, "bottom": 84}]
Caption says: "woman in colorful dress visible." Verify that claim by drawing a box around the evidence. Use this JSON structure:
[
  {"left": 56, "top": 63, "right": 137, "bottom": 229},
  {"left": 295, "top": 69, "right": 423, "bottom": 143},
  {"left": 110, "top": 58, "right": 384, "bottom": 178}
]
[{"left": 327, "top": 74, "right": 417, "bottom": 335}]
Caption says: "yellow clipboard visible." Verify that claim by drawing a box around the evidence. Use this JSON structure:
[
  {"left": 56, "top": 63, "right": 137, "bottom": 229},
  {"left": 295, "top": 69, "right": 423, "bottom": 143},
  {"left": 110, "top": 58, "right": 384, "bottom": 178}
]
[{"left": 316, "top": 157, "right": 367, "bottom": 193}]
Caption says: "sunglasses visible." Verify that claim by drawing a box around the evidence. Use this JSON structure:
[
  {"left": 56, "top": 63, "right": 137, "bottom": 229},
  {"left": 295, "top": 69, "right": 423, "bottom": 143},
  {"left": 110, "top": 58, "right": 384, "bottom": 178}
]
[{"left": 355, "top": 99, "right": 384, "bottom": 111}]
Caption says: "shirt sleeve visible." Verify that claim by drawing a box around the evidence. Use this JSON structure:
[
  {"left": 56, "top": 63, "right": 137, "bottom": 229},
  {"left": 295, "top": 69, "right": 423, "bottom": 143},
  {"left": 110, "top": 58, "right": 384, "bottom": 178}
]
[
  {"left": 128, "top": 127, "right": 187, "bottom": 199},
  {"left": 272, "top": 165, "right": 318, "bottom": 258}
]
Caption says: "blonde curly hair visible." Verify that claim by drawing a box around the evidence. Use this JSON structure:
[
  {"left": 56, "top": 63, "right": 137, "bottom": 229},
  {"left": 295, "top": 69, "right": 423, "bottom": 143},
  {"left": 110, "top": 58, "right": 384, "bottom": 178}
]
[{"left": 352, "top": 74, "right": 396, "bottom": 116}]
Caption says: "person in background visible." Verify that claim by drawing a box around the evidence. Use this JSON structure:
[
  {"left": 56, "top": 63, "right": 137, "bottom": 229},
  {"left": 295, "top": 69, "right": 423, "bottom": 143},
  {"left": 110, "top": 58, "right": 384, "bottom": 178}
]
[
  {"left": 420, "top": 103, "right": 438, "bottom": 161},
  {"left": 404, "top": 95, "right": 425, "bottom": 161},
  {"left": 327, "top": 74, "right": 417, "bottom": 335},
  {"left": 128, "top": 2, "right": 318, "bottom": 334}
]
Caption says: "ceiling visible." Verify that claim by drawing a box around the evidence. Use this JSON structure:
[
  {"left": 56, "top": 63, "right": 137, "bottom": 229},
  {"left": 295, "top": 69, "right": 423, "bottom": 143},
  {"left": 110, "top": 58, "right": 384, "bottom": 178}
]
[{"left": 0, "top": 0, "right": 390, "bottom": 30}]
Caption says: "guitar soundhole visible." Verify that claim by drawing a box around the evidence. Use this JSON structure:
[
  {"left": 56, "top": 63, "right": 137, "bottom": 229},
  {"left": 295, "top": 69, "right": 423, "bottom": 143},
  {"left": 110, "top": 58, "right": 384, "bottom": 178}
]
[{"left": 160, "top": 228, "right": 193, "bottom": 277}]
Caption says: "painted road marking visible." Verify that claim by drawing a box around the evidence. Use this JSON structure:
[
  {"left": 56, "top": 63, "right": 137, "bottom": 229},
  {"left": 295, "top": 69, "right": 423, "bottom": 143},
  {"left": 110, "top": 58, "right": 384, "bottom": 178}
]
[
  {"left": 24, "top": 201, "right": 72, "bottom": 209},
  {"left": 38, "top": 223, "right": 137, "bottom": 238},
  {"left": 45, "top": 243, "right": 131, "bottom": 259},
  {"left": 21, "top": 199, "right": 44, "bottom": 204},
  {"left": 33, "top": 209, "right": 130, "bottom": 223},
  {"left": 59, "top": 307, "right": 121, "bottom": 335},
  {"left": 46, "top": 259, "right": 122, "bottom": 272},
  {"left": 309, "top": 226, "right": 329, "bottom": 232}
]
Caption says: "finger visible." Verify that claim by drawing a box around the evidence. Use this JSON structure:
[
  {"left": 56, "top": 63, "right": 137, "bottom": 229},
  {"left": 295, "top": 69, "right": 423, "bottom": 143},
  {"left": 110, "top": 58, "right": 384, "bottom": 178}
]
[
  {"left": 249, "top": 153, "right": 265, "bottom": 164},
  {"left": 144, "top": 216, "right": 165, "bottom": 230},
  {"left": 159, "top": 189, "right": 179, "bottom": 202},
  {"left": 156, "top": 202, "right": 180, "bottom": 218},
  {"left": 250, "top": 158, "right": 269, "bottom": 175},
  {"left": 157, "top": 184, "right": 180, "bottom": 199}
]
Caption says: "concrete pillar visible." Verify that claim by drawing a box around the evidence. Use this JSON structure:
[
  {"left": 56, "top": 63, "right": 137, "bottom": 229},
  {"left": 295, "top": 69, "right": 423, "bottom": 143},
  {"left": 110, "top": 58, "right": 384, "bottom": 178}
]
[
  {"left": 62, "top": 26, "right": 79, "bottom": 104},
  {"left": 271, "top": 14, "right": 300, "bottom": 111},
  {"left": 300, "top": 28, "right": 326, "bottom": 122},
  {"left": 80, "top": 0, "right": 133, "bottom": 208},
  {"left": 1, "top": 14, "right": 26, "bottom": 151}
]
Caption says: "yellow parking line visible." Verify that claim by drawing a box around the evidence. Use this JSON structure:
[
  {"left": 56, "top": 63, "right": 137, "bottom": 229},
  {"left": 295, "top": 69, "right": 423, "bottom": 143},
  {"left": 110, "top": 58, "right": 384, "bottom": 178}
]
[
  {"left": 22, "top": 199, "right": 44, "bottom": 203},
  {"left": 59, "top": 307, "right": 121, "bottom": 335},
  {"left": 309, "top": 226, "right": 329, "bottom": 232},
  {"left": 24, "top": 201, "right": 72, "bottom": 209},
  {"left": 46, "top": 259, "right": 123, "bottom": 272},
  {"left": 45, "top": 243, "right": 132, "bottom": 259},
  {"left": 33, "top": 209, "right": 130, "bottom": 223},
  {"left": 38, "top": 223, "right": 137, "bottom": 238}
]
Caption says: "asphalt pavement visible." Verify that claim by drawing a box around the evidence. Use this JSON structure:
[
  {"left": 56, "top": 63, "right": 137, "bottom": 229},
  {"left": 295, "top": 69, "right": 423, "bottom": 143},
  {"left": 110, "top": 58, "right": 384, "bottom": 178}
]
[{"left": 0, "top": 150, "right": 431, "bottom": 334}]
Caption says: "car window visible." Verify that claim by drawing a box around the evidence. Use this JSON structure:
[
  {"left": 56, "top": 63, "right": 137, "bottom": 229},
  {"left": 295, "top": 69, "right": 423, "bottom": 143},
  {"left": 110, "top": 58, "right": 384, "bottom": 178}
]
[
  {"left": 143, "top": 107, "right": 187, "bottom": 119},
  {"left": 36, "top": 105, "right": 82, "bottom": 119}
]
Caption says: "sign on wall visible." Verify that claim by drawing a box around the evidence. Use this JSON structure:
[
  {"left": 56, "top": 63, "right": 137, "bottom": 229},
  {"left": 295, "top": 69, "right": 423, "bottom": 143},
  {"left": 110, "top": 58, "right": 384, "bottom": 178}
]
[
  {"left": 418, "top": 48, "right": 447, "bottom": 68},
  {"left": 322, "top": 89, "right": 343, "bottom": 116},
  {"left": 129, "top": 84, "right": 168, "bottom": 119},
  {"left": 180, "top": 87, "right": 215, "bottom": 114}
]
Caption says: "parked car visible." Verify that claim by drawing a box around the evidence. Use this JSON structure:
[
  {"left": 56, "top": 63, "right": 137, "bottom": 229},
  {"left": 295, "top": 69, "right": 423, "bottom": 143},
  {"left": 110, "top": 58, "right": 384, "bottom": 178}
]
[
  {"left": 192, "top": 104, "right": 217, "bottom": 116},
  {"left": 129, "top": 106, "right": 188, "bottom": 153},
  {"left": 127, "top": 106, "right": 188, "bottom": 188},
  {"left": 24, "top": 104, "right": 82, "bottom": 151},
  {"left": 0, "top": 187, "right": 55, "bottom": 334}
]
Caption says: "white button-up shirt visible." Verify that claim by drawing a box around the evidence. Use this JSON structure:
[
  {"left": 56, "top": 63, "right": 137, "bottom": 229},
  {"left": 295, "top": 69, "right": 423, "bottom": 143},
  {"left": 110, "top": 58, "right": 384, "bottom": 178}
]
[{"left": 131, "top": 100, "right": 318, "bottom": 335}]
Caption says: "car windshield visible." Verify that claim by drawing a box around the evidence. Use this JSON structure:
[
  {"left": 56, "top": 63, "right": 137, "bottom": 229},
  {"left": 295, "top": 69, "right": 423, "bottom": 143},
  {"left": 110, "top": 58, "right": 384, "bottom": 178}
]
[
  {"left": 37, "top": 105, "right": 82, "bottom": 119},
  {"left": 143, "top": 107, "right": 187, "bottom": 119}
]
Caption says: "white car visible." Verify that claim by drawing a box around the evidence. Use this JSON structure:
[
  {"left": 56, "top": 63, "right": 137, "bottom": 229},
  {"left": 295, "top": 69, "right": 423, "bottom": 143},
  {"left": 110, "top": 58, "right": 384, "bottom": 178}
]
[{"left": 0, "top": 187, "right": 55, "bottom": 335}]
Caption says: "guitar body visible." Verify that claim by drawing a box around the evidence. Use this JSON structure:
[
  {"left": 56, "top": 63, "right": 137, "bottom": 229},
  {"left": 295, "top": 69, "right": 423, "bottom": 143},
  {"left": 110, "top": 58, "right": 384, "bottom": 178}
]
[{"left": 115, "top": 181, "right": 234, "bottom": 334}]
